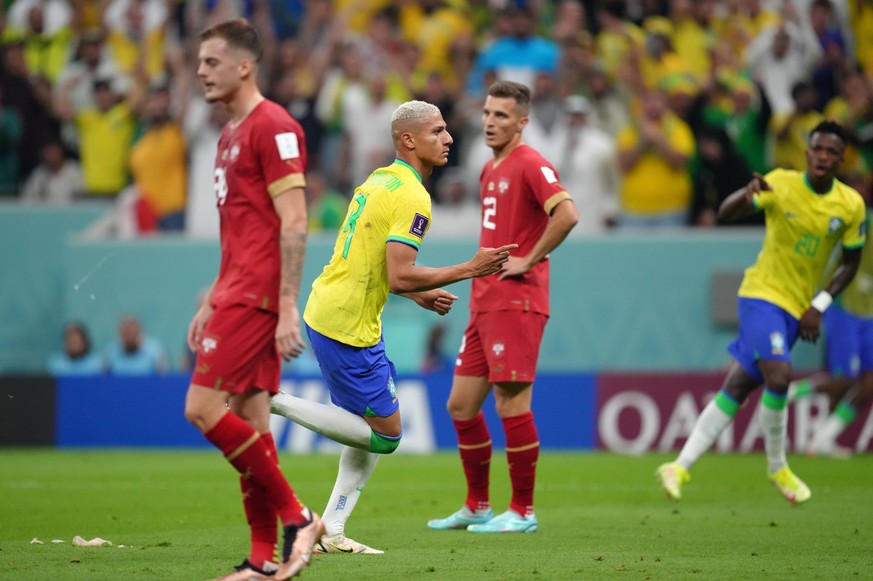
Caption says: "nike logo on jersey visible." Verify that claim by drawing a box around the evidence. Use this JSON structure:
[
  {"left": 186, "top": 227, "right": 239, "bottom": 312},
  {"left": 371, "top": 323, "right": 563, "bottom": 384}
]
[{"left": 784, "top": 212, "right": 798, "bottom": 219}]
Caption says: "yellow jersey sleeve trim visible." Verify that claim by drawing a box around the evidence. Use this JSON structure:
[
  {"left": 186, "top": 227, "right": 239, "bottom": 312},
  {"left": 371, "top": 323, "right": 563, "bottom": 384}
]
[
  {"left": 268, "top": 173, "right": 306, "bottom": 197},
  {"left": 387, "top": 235, "right": 421, "bottom": 250},
  {"left": 544, "top": 191, "right": 571, "bottom": 215},
  {"left": 844, "top": 240, "right": 866, "bottom": 250}
]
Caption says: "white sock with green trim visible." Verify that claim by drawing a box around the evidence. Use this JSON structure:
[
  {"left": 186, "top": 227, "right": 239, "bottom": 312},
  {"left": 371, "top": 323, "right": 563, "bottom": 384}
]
[
  {"left": 759, "top": 388, "right": 788, "bottom": 473},
  {"left": 271, "top": 392, "right": 372, "bottom": 451},
  {"left": 787, "top": 378, "right": 814, "bottom": 401},
  {"left": 676, "top": 391, "right": 738, "bottom": 471},
  {"left": 322, "top": 446, "right": 380, "bottom": 537},
  {"left": 809, "top": 401, "right": 857, "bottom": 453}
]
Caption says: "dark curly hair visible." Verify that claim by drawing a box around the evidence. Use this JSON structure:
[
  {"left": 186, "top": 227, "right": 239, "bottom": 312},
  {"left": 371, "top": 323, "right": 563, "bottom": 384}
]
[{"left": 809, "top": 120, "right": 849, "bottom": 146}]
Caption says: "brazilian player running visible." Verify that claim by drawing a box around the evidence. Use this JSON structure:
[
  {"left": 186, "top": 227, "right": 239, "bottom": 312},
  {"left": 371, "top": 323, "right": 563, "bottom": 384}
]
[{"left": 657, "top": 120, "right": 865, "bottom": 503}]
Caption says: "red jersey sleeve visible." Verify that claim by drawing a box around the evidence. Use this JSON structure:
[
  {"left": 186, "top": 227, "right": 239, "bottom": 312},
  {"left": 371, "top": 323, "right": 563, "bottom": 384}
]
[
  {"left": 522, "top": 154, "right": 571, "bottom": 215},
  {"left": 252, "top": 106, "right": 308, "bottom": 197},
  {"left": 212, "top": 101, "right": 309, "bottom": 313}
]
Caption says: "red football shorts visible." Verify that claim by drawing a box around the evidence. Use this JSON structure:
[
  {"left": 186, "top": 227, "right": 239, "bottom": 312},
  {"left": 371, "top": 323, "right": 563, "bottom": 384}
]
[
  {"left": 454, "top": 310, "right": 548, "bottom": 383},
  {"left": 190, "top": 303, "right": 281, "bottom": 394}
]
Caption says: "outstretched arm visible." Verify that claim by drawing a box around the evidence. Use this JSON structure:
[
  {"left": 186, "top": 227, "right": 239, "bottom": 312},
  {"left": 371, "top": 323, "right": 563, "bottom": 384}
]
[
  {"left": 718, "top": 172, "right": 770, "bottom": 223},
  {"left": 386, "top": 242, "right": 517, "bottom": 294}
]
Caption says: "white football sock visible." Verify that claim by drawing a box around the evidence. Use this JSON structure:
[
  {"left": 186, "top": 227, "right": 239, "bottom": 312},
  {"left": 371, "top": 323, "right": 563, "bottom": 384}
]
[
  {"left": 271, "top": 392, "right": 372, "bottom": 451},
  {"left": 809, "top": 414, "right": 847, "bottom": 453},
  {"left": 322, "top": 446, "right": 380, "bottom": 537},
  {"left": 759, "top": 400, "right": 788, "bottom": 473},
  {"left": 676, "top": 398, "right": 733, "bottom": 470}
]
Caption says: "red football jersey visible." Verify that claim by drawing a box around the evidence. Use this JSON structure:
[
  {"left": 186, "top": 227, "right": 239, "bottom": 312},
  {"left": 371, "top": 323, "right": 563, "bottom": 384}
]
[
  {"left": 471, "top": 144, "right": 570, "bottom": 315},
  {"left": 211, "top": 100, "right": 307, "bottom": 313}
]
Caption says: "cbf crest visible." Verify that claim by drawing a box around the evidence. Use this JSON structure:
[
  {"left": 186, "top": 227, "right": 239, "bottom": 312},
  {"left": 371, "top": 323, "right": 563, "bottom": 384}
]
[
  {"left": 769, "top": 332, "right": 785, "bottom": 356},
  {"left": 387, "top": 376, "right": 397, "bottom": 403},
  {"left": 498, "top": 177, "right": 510, "bottom": 195},
  {"left": 828, "top": 217, "right": 843, "bottom": 233}
]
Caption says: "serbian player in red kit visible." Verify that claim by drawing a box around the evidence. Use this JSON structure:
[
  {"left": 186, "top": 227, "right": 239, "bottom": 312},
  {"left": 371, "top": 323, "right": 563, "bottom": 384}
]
[
  {"left": 183, "top": 19, "right": 321, "bottom": 580},
  {"left": 428, "top": 80, "right": 579, "bottom": 533}
]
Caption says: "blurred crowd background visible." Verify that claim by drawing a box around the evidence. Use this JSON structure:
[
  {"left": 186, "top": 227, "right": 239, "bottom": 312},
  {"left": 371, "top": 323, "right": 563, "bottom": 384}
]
[{"left": 1, "top": 0, "right": 872, "bottom": 237}]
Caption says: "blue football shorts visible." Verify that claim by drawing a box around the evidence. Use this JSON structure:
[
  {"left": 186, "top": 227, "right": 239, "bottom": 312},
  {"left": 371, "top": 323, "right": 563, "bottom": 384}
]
[
  {"left": 728, "top": 298, "right": 799, "bottom": 384},
  {"left": 824, "top": 304, "right": 873, "bottom": 379},
  {"left": 305, "top": 324, "right": 399, "bottom": 418}
]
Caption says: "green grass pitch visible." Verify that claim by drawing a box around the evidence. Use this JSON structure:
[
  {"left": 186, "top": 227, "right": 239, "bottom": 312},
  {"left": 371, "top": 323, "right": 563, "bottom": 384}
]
[{"left": 1, "top": 450, "right": 871, "bottom": 580}]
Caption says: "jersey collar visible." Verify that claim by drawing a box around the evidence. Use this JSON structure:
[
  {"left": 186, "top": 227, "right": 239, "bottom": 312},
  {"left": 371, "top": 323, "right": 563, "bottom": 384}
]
[
  {"left": 393, "top": 158, "right": 422, "bottom": 184},
  {"left": 803, "top": 173, "right": 834, "bottom": 196}
]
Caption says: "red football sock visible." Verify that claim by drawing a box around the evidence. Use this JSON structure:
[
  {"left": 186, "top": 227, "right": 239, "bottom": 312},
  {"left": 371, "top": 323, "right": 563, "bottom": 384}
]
[
  {"left": 242, "top": 433, "right": 279, "bottom": 567},
  {"left": 502, "top": 411, "right": 539, "bottom": 517},
  {"left": 453, "top": 412, "right": 492, "bottom": 512},
  {"left": 205, "top": 412, "right": 306, "bottom": 526}
]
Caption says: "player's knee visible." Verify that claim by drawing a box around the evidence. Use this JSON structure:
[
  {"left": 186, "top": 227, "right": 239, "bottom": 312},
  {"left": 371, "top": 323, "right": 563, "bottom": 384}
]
[
  {"left": 446, "top": 398, "right": 472, "bottom": 420},
  {"left": 183, "top": 394, "right": 221, "bottom": 433},
  {"left": 369, "top": 430, "right": 401, "bottom": 454},
  {"left": 184, "top": 402, "right": 206, "bottom": 430},
  {"left": 765, "top": 372, "right": 792, "bottom": 393}
]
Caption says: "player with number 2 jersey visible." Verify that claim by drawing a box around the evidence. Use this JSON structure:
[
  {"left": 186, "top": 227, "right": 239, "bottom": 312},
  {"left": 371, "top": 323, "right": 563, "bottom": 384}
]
[
  {"left": 429, "top": 80, "right": 579, "bottom": 535},
  {"left": 474, "top": 145, "right": 571, "bottom": 315}
]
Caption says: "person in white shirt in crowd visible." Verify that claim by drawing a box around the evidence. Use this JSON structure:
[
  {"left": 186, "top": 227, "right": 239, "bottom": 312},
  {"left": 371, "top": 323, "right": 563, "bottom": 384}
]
[
  {"left": 340, "top": 68, "right": 400, "bottom": 191},
  {"left": 522, "top": 71, "right": 564, "bottom": 155},
  {"left": 20, "top": 139, "right": 84, "bottom": 204},
  {"left": 553, "top": 95, "right": 620, "bottom": 235},
  {"left": 184, "top": 101, "right": 230, "bottom": 238},
  {"left": 428, "top": 167, "right": 482, "bottom": 238},
  {"left": 744, "top": 2, "right": 823, "bottom": 116}
]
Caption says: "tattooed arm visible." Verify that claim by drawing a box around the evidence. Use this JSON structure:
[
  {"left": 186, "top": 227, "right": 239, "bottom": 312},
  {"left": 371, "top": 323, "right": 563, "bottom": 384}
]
[{"left": 272, "top": 187, "right": 308, "bottom": 360}]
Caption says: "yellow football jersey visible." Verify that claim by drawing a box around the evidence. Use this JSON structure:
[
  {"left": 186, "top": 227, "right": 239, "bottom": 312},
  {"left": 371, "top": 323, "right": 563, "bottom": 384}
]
[
  {"left": 304, "top": 160, "right": 432, "bottom": 347},
  {"left": 840, "top": 211, "right": 873, "bottom": 317},
  {"left": 739, "top": 169, "right": 866, "bottom": 318}
]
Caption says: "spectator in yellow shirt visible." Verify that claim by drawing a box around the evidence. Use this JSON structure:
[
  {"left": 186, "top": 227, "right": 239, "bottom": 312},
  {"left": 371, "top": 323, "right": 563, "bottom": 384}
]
[
  {"left": 104, "top": 0, "right": 166, "bottom": 81},
  {"left": 56, "top": 76, "right": 139, "bottom": 197},
  {"left": 617, "top": 90, "right": 695, "bottom": 228},
  {"left": 595, "top": 0, "right": 645, "bottom": 83},
  {"left": 668, "top": 0, "right": 717, "bottom": 85},
  {"left": 772, "top": 81, "right": 824, "bottom": 171},
  {"left": 2, "top": 0, "right": 75, "bottom": 83},
  {"left": 128, "top": 83, "right": 187, "bottom": 231}
]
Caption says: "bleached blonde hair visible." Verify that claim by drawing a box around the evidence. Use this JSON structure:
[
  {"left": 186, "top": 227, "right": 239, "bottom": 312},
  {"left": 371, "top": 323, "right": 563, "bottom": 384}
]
[
  {"left": 391, "top": 100, "right": 440, "bottom": 125},
  {"left": 390, "top": 100, "right": 440, "bottom": 141}
]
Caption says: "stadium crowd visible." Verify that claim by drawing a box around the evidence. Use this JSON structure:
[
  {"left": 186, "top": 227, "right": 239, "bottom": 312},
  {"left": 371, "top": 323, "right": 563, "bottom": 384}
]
[{"left": 0, "top": 0, "right": 872, "bottom": 235}]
